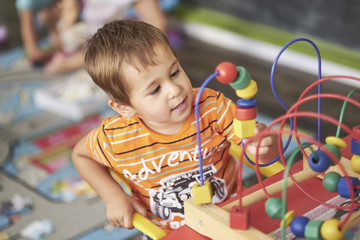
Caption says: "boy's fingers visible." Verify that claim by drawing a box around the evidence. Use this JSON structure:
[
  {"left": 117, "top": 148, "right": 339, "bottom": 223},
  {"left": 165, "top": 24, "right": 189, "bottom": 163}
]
[{"left": 134, "top": 201, "right": 147, "bottom": 216}]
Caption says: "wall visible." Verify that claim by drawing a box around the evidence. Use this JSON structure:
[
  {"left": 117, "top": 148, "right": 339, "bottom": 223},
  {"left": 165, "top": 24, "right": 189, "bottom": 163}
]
[{"left": 183, "top": 0, "right": 360, "bottom": 51}]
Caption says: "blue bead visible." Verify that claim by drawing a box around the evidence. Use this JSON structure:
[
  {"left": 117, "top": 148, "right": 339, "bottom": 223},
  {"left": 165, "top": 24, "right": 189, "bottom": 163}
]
[
  {"left": 337, "top": 176, "right": 360, "bottom": 198},
  {"left": 236, "top": 98, "right": 258, "bottom": 108},
  {"left": 351, "top": 138, "right": 360, "bottom": 155},
  {"left": 290, "top": 216, "right": 309, "bottom": 238},
  {"left": 308, "top": 150, "right": 331, "bottom": 172}
]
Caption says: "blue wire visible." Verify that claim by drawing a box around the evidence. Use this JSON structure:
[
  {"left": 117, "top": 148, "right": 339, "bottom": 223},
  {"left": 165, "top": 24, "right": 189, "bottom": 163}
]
[
  {"left": 270, "top": 38, "right": 322, "bottom": 150},
  {"left": 196, "top": 38, "right": 322, "bottom": 181},
  {"left": 195, "top": 71, "right": 220, "bottom": 186},
  {"left": 242, "top": 38, "right": 322, "bottom": 167}
]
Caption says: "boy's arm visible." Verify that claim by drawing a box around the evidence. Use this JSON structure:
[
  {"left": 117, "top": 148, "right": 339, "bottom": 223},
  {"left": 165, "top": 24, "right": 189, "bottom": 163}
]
[
  {"left": 72, "top": 135, "right": 147, "bottom": 228},
  {"left": 19, "top": 10, "right": 43, "bottom": 62}
]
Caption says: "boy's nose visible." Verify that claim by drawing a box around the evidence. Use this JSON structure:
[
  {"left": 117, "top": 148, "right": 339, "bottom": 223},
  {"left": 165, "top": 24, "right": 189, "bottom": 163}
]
[{"left": 168, "top": 82, "right": 181, "bottom": 99}]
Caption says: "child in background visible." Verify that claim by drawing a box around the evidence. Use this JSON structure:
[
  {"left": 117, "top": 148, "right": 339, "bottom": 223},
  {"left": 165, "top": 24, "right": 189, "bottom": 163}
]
[
  {"left": 72, "top": 19, "right": 279, "bottom": 233},
  {"left": 16, "top": 0, "right": 61, "bottom": 66},
  {"left": 45, "top": 0, "right": 170, "bottom": 74}
]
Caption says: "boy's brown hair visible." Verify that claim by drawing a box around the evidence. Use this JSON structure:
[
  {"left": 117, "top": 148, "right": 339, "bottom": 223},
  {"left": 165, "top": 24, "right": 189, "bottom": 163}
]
[{"left": 83, "top": 19, "right": 176, "bottom": 105}]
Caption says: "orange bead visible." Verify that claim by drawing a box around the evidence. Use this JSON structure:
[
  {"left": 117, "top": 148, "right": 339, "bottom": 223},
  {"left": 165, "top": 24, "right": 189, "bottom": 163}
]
[
  {"left": 235, "top": 106, "right": 257, "bottom": 120},
  {"left": 215, "top": 62, "right": 238, "bottom": 84},
  {"left": 320, "top": 219, "right": 344, "bottom": 240}
]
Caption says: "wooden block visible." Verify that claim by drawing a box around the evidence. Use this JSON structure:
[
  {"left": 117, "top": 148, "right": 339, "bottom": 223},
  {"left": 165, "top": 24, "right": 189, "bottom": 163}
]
[
  {"left": 233, "top": 119, "right": 256, "bottom": 138},
  {"left": 184, "top": 199, "right": 272, "bottom": 240}
]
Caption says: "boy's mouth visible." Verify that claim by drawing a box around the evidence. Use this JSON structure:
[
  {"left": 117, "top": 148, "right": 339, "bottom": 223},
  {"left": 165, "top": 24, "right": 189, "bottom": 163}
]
[{"left": 171, "top": 97, "right": 187, "bottom": 112}]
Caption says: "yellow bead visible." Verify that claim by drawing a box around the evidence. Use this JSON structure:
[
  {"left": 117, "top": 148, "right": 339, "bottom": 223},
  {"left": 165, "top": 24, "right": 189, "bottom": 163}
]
[
  {"left": 233, "top": 119, "right": 256, "bottom": 138},
  {"left": 280, "top": 210, "right": 295, "bottom": 227},
  {"left": 351, "top": 154, "right": 360, "bottom": 172},
  {"left": 192, "top": 181, "right": 212, "bottom": 205},
  {"left": 320, "top": 219, "right": 344, "bottom": 240},
  {"left": 325, "top": 136, "right": 347, "bottom": 149},
  {"left": 235, "top": 79, "right": 258, "bottom": 99}
]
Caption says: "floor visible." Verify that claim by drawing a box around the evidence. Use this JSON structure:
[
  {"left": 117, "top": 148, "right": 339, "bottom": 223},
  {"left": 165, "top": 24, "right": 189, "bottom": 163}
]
[{"left": 0, "top": 2, "right": 359, "bottom": 240}]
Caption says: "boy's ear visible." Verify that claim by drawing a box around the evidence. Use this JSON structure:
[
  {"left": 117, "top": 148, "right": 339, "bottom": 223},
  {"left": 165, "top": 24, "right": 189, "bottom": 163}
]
[{"left": 108, "top": 99, "right": 136, "bottom": 118}]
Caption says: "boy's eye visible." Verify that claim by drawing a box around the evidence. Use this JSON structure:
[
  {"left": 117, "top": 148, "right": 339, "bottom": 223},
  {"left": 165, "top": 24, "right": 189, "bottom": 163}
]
[
  {"left": 150, "top": 86, "right": 161, "bottom": 95},
  {"left": 171, "top": 69, "right": 180, "bottom": 78}
]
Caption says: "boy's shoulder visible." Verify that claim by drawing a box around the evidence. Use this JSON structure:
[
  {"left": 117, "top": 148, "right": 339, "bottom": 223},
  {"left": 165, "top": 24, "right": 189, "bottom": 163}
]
[
  {"left": 101, "top": 115, "right": 142, "bottom": 132},
  {"left": 193, "top": 87, "right": 222, "bottom": 98}
]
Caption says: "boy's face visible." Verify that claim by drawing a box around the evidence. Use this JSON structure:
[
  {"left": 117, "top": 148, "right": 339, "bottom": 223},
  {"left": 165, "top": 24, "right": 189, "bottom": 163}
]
[{"left": 117, "top": 45, "right": 193, "bottom": 135}]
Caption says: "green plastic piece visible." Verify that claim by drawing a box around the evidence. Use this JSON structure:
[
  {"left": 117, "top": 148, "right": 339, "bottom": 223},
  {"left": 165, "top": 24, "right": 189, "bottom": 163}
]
[
  {"left": 304, "top": 220, "right": 323, "bottom": 240},
  {"left": 229, "top": 66, "right": 251, "bottom": 90},
  {"left": 265, "top": 197, "right": 283, "bottom": 219},
  {"left": 323, "top": 172, "right": 341, "bottom": 192}
]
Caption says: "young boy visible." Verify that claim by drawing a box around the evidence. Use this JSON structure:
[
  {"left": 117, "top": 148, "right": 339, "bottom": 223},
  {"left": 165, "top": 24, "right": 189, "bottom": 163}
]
[{"left": 72, "top": 19, "right": 279, "bottom": 233}]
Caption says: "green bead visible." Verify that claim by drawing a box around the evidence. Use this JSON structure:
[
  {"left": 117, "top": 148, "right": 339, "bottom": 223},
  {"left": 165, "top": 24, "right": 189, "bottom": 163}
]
[
  {"left": 265, "top": 197, "right": 283, "bottom": 219},
  {"left": 324, "top": 144, "right": 341, "bottom": 160},
  {"left": 305, "top": 220, "right": 323, "bottom": 240},
  {"left": 323, "top": 172, "right": 341, "bottom": 192},
  {"left": 229, "top": 66, "right": 251, "bottom": 90}
]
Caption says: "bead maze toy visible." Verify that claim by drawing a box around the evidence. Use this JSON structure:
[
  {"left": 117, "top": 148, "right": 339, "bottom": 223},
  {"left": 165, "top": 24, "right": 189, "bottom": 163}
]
[{"left": 131, "top": 38, "right": 360, "bottom": 240}]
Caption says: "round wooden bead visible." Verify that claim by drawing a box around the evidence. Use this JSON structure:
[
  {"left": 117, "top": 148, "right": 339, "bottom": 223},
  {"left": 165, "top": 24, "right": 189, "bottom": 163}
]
[
  {"left": 320, "top": 219, "right": 344, "bottom": 240},
  {"left": 229, "top": 66, "right": 251, "bottom": 90},
  {"left": 351, "top": 154, "right": 360, "bottom": 172},
  {"left": 236, "top": 98, "right": 258, "bottom": 108},
  {"left": 325, "top": 136, "right": 347, "bottom": 149},
  {"left": 308, "top": 150, "right": 331, "bottom": 172},
  {"left": 290, "top": 216, "right": 309, "bottom": 238},
  {"left": 337, "top": 176, "right": 360, "bottom": 198},
  {"left": 324, "top": 144, "right": 341, "bottom": 160},
  {"left": 352, "top": 125, "right": 360, "bottom": 141},
  {"left": 351, "top": 138, "right": 360, "bottom": 155},
  {"left": 215, "top": 62, "right": 238, "bottom": 84},
  {"left": 235, "top": 80, "right": 258, "bottom": 99},
  {"left": 280, "top": 210, "right": 295, "bottom": 227},
  {"left": 323, "top": 172, "right": 341, "bottom": 192},
  {"left": 265, "top": 197, "right": 283, "bottom": 219},
  {"left": 235, "top": 106, "right": 257, "bottom": 120}
]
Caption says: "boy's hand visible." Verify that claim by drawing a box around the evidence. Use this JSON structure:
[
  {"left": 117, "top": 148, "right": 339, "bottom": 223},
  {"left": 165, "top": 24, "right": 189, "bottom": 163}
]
[
  {"left": 243, "top": 122, "right": 279, "bottom": 164},
  {"left": 106, "top": 193, "right": 147, "bottom": 229}
]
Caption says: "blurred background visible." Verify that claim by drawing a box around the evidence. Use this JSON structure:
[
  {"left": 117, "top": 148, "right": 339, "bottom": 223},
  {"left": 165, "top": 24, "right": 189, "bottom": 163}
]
[{"left": 0, "top": 0, "right": 359, "bottom": 239}]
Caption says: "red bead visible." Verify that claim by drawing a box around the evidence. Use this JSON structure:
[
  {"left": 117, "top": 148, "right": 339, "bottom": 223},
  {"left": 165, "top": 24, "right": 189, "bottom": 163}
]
[
  {"left": 230, "top": 206, "right": 250, "bottom": 230},
  {"left": 352, "top": 125, "right": 360, "bottom": 141},
  {"left": 235, "top": 106, "right": 257, "bottom": 120},
  {"left": 215, "top": 62, "right": 238, "bottom": 84}
]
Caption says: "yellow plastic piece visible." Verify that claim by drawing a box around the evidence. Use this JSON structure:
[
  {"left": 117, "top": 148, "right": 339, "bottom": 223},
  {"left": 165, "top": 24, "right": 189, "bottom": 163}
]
[
  {"left": 192, "top": 181, "right": 213, "bottom": 205},
  {"left": 325, "top": 136, "right": 347, "bottom": 149},
  {"left": 351, "top": 154, "right": 360, "bottom": 172},
  {"left": 320, "top": 218, "right": 344, "bottom": 240},
  {"left": 233, "top": 118, "right": 256, "bottom": 138},
  {"left": 235, "top": 79, "right": 258, "bottom": 99},
  {"left": 280, "top": 210, "right": 295, "bottom": 227},
  {"left": 229, "top": 140, "right": 284, "bottom": 177},
  {"left": 133, "top": 212, "right": 167, "bottom": 240}
]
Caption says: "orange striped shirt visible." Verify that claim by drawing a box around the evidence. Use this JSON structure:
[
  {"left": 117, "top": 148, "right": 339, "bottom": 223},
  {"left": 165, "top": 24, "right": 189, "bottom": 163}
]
[{"left": 87, "top": 88, "right": 242, "bottom": 231}]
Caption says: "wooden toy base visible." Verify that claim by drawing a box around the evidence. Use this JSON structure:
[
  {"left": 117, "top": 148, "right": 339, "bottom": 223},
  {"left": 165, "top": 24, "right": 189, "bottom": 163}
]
[{"left": 164, "top": 136, "right": 360, "bottom": 240}]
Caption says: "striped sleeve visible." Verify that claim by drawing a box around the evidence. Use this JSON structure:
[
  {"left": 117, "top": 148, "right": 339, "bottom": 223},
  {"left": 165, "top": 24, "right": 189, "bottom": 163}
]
[
  {"left": 86, "top": 123, "right": 115, "bottom": 168},
  {"left": 214, "top": 91, "right": 242, "bottom": 145}
]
